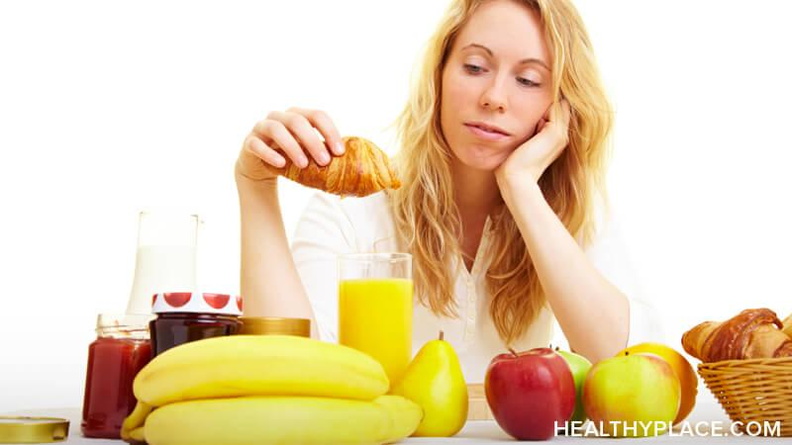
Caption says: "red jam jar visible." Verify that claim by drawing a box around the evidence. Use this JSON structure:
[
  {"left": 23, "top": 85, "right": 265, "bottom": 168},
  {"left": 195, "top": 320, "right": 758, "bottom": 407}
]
[
  {"left": 81, "top": 314, "right": 152, "bottom": 439},
  {"left": 150, "top": 292, "right": 243, "bottom": 357}
]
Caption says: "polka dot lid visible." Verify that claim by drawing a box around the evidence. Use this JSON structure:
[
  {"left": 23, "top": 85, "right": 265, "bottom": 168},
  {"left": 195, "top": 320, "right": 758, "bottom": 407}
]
[{"left": 151, "top": 292, "right": 243, "bottom": 316}]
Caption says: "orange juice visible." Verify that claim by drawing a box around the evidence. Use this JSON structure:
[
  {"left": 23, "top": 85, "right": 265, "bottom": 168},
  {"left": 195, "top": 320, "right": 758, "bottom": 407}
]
[{"left": 338, "top": 278, "right": 413, "bottom": 386}]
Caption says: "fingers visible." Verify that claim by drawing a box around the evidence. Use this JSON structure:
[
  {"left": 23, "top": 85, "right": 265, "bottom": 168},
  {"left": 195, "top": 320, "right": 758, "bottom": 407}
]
[
  {"left": 244, "top": 134, "right": 286, "bottom": 168},
  {"left": 253, "top": 119, "right": 309, "bottom": 168},
  {"left": 247, "top": 108, "right": 342, "bottom": 169},
  {"left": 287, "top": 107, "right": 345, "bottom": 156},
  {"left": 536, "top": 117, "right": 548, "bottom": 134},
  {"left": 546, "top": 99, "right": 571, "bottom": 127},
  {"left": 268, "top": 111, "right": 330, "bottom": 166},
  {"left": 538, "top": 99, "right": 571, "bottom": 146}
]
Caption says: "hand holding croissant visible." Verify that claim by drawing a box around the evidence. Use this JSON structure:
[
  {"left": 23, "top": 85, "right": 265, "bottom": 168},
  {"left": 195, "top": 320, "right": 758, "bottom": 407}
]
[
  {"left": 681, "top": 308, "right": 792, "bottom": 362},
  {"left": 270, "top": 136, "right": 401, "bottom": 197}
]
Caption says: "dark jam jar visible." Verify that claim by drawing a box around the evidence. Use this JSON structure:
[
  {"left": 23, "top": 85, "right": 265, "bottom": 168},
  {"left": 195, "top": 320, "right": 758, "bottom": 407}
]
[
  {"left": 81, "top": 314, "right": 152, "bottom": 439},
  {"left": 150, "top": 292, "right": 242, "bottom": 357}
]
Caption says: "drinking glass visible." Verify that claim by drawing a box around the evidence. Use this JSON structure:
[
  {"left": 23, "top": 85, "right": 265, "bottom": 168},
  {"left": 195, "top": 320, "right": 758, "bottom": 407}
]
[
  {"left": 338, "top": 253, "right": 413, "bottom": 386},
  {"left": 125, "top": 210, "right": 200, "bottom": 315}
]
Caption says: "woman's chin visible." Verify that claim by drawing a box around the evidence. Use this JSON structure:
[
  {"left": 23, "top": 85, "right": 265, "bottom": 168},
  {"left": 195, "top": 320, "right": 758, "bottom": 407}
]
[
  {"left": 456, "top": 155, "right": 508, "bottom": 173},
  {"left": 451, "top": 145, "right": 512, "bottom": 172}
]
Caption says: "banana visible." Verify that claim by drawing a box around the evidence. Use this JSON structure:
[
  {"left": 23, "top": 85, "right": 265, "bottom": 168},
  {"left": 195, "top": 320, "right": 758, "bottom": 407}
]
[
  {"left": 144, "top": 395, "right": 422, "bottom": 445},
  {"left": 134, "top": 335, "right": 389, "bottom": 406},
  {"left": 121, "top": 401, "right": 152, "bottom": 440},
  {"left": 374, "top": 395, "right": 425, "bottom": 442},
  {"left": 128, "top": 426, "right": 145, "bottom": 443}
]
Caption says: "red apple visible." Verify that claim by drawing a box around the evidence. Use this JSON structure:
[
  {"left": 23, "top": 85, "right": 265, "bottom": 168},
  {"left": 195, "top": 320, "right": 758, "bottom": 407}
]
[{"left": 485, "top": 347, "right": 575, "bottom": 440}]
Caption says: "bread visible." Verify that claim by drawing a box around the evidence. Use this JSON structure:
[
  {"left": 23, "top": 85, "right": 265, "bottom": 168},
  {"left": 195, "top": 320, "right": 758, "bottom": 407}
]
[
  {"left": 783, "top": 313, "right": 792, "bottom": 338},
  {"left": 272, "top": 136, "right": 400, "bottom": 197},
  {"left": 681, "top": 308, "right": 792, "bottom": 362}
]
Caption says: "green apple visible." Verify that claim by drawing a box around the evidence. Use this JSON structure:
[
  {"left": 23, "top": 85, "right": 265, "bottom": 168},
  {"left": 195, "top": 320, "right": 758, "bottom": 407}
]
[
  {"left": 583, "top": 354, "right": 681, "bottom": 437},
  {"left": 556, "top": 350, "right": 592, "bottom": 423}
]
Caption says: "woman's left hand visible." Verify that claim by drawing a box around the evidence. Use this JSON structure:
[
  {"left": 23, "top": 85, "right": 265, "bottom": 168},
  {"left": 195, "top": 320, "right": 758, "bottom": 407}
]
[{"left": 496, "top": 99, "right": 571, "bottom": 190}]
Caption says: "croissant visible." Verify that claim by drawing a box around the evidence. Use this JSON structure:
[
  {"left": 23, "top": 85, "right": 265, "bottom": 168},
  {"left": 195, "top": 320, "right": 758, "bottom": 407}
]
[
  {"left": 681, "top": 308, "right": 792, "bottom": 362},
  {"left": 272, "top": 136, "right": 400, "bottom": 197},
  {"left": 783, "top": 313, "right": 792, "bottom": 338}
]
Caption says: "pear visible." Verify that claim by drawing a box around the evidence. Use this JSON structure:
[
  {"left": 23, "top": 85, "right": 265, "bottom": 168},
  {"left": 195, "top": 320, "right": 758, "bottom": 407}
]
[{"left": 390, "top": 331, "right": 468, "bottom": 437}]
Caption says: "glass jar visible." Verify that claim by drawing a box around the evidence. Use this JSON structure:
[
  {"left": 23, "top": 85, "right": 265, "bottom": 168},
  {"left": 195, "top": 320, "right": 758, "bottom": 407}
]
[
  {"left": 81, "top": 314, "right": 152, "bottom": 439},
  {"left": 150, "top": 292, "right": 242, "bottom": 357}
]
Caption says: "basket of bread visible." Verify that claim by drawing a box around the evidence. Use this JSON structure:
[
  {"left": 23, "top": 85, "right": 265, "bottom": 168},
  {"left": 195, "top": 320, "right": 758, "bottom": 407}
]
[{"left": 682, "top": 308, "right": 792, "bottom": 436}]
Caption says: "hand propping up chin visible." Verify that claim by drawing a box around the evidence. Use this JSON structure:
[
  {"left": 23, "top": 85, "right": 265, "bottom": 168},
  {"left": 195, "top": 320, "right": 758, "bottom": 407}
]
[{"left": 496, "top": 99, "right": 571, "bottom": 191}]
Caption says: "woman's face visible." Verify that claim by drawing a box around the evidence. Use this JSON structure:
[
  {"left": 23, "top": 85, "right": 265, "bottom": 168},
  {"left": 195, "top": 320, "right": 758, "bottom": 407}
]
[{"left": 440, "top": 0, "right": 554, "bottom": 172}]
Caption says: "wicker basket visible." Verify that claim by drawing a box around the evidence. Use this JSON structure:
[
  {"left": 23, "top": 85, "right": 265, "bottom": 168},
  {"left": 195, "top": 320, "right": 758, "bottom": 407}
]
[{"left": 698, "top": 357, "right": 792, "bottom": 436}]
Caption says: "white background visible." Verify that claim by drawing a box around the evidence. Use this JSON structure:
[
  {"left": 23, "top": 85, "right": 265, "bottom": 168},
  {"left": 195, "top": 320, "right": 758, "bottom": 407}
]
[{"left": 1, "top": 0, "right": 791, "bottom": 413}]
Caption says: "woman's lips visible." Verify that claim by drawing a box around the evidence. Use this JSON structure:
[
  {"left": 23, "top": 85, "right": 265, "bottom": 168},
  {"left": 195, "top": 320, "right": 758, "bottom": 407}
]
[{"left": 464, "top": 123, "right": 510, "bottom": 141}]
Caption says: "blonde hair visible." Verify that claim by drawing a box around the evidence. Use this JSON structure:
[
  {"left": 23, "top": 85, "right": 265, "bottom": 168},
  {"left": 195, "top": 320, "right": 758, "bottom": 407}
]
[{"left": 391, "top": 0, "right": 613, "bottom": 345}]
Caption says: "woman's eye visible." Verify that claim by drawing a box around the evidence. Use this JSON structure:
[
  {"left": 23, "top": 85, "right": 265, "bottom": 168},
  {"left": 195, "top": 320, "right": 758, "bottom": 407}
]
[
  {"left": 517, "top": 77, "right": 540, "bottom": 87},
  {"left": 463, "top": 64, "right": 484, "bottom": 74}
]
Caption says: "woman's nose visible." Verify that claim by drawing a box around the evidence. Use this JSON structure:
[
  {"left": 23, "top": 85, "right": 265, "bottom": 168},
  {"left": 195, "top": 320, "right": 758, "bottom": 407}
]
[{"left": 479, "top": 77, "right": 507, "bottom": 112}]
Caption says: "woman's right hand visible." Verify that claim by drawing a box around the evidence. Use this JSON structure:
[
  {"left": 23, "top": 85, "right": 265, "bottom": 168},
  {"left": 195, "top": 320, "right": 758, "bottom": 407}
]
[{"left": 235, "top": 107, "right": 346, "bottom": 182}]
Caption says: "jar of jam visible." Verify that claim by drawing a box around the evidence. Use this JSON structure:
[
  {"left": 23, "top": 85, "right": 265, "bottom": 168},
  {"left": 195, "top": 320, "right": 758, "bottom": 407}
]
[
  {"left": 150, "top": 292, "right": 242, "bottom": 357},
  {"left": 81, "top": 314, "right": 152, "bottom": 439}
]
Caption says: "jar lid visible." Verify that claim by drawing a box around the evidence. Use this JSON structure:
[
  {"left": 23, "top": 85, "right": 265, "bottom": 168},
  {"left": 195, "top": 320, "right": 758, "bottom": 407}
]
[
  {"left": 152, "top": 292, "right": 242, "bottom": 316},
  {"left": 0, "top": 417, "right": 69, "bottom": 443},
  {"left": 239, "top": 317, "right": 311, "bottom": 337}
]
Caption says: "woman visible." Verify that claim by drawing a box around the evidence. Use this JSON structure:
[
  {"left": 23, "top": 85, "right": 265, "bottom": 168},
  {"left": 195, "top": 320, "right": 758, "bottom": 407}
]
[{"left": 235, "top": 0, "right": 656, "bottom": 382}]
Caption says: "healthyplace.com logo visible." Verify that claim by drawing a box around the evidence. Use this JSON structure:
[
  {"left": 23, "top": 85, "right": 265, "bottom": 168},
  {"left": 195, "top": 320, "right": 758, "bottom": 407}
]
[{"left": 555, "top": 420, "right": 782, "bottom": 437}]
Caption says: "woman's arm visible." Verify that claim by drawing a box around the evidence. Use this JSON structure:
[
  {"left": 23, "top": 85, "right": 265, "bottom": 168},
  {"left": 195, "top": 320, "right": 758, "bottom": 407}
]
[
  {"left": 237, "top": 176, "right": 315, "bottom": 322},
  {"left": 496, "top": 100, "right": 628, "bottom": 363},
  {"left": 499, "top": 180, "right": 629, "bottom": 363},
  {"left": 235, "top": 107, "right": 345, "bottom": 337}
]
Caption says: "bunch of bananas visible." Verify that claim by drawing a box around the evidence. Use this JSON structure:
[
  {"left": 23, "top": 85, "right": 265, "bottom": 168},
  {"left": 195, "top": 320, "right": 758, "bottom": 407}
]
[{"left": 121, "top": 335, "right": 423, "bottom": 445}]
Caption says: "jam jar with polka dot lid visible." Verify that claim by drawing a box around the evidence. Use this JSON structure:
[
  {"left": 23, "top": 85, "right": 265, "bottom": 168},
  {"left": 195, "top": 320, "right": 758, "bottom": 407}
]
[{"left": 149, "top": 292, "right": 242, "bottom": 357}]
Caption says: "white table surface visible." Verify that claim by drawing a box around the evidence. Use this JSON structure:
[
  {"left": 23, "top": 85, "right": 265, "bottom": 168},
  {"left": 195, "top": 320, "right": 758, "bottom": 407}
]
[{"left": 4, "top": 391, "right": 787, "bottom": 443}]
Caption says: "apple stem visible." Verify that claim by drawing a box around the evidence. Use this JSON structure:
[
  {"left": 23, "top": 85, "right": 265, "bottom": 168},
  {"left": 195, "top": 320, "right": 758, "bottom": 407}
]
[
  {"left": 438, "top": 330, "right": 444, "bottom": 341},
  {"left": 508, "top": 348, "right": 518, "bottom": 357}
]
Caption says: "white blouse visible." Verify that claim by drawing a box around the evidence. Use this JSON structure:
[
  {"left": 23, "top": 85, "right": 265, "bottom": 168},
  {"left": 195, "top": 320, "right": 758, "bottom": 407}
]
[{"left": 290, "top": 191, "right": 660, "bottom": 383}]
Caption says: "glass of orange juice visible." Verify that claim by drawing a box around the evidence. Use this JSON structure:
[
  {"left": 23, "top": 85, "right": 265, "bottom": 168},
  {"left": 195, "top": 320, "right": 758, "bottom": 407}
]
[{"left": 338, "top": 253, "right": 413, "bottom": 387}]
